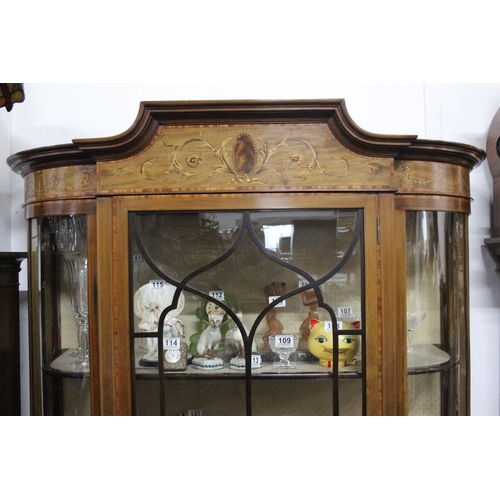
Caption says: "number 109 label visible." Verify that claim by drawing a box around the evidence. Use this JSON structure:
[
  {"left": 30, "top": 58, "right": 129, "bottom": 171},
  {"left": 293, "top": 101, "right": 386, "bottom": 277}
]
[{"left": 275, "top": 335, "right": 293, "bottom": 345}]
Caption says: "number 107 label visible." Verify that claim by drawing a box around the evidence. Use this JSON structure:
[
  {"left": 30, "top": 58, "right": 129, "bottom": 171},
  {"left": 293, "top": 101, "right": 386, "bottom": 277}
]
[{"left": 337, "top": 306, "right": 353, "bottom": 317}]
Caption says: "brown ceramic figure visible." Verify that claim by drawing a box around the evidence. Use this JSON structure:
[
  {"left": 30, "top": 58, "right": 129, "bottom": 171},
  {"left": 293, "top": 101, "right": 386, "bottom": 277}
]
[
  {"left": 298, "top": 289, "right": 319, "bottom": 350},
  {"left": 262, "top": 282, "right": 286, "bottom": 348}
]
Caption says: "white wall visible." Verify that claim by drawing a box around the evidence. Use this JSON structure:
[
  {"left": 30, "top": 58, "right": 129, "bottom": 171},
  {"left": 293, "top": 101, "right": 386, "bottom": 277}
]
[
  {"left": 4, "top": 83, "right": 500, "bottom": 415},
  {"left": 0, "top": 108, "right": 12, "bottom": 250}
]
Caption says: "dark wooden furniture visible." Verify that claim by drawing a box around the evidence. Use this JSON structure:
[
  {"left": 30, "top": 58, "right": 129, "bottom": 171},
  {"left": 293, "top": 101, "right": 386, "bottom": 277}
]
[
  {"left": 485, "top": 107, "right": 500, "bottom": 263},
  {"left": 0, "top": 252, "right": 27, "bottom": 415}
]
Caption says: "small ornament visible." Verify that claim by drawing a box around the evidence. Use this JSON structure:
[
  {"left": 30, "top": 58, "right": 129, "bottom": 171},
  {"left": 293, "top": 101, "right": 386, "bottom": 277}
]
[
  {"left": 226, "top": 311, "right": 261, "bottom": 370},
  {"left": 133, "top": 282, "right": 186, "bottom": 369},
  {"left": 262, "top": 282, "right": 286, "bottom": 349},
  {"left": 307, "top": 319, "right": 360, "bottom": 368},
  {"left": 192, "top": 300, "right": 225, "bottom": 371}
]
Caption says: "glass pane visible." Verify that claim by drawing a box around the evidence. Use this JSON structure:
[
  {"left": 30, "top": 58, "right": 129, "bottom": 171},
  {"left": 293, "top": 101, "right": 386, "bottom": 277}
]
[
  {"left": 31, "top": 216, "right": 91, "bottom": 415},
  {"left": 130, "top": 210, "right": 365, "bottom": 416},
  {"left": 406, "top": 211, "right": 466, "bottom": 415}
]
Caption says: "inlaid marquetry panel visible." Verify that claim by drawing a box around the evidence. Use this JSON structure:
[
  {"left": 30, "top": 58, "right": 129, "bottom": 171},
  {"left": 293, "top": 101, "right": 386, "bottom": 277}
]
[
  {"left": 25, "top": 165, "right": 96, "bottom": 204},
  {"left": 97, "top": 124, "right": 393, "bottom": 194},
  {"left": 395, "top": 160, "right": 470, "bottom": 197}
]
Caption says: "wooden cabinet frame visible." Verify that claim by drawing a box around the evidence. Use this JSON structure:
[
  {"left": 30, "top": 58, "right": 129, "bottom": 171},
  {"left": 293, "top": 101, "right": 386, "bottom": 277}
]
[{"left": 9, "top": 100, "right": 485, "bottom": 416}]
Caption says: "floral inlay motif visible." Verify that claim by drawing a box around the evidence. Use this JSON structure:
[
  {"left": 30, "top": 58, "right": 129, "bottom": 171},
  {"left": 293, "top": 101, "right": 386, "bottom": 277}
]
[
  {"left": 397, "top": 163, "right": 469, "bottom": 190},
  {"left": 113, "top": 131, "right": 353, "bottom": 185},
  {"left": 31, "top": 168, "right": 95, "bottom": 198},
  {"left": 186, "top": 153, "right": 203, "bottom": 168},
  {"left": 289, "top": 152, "right": 304, "bottom": 167}
]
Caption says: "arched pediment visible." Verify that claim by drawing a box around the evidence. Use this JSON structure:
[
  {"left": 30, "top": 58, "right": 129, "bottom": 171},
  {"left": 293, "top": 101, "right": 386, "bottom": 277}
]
[{"left": 8, "top": 100, "right": 486, "bottom": 201}]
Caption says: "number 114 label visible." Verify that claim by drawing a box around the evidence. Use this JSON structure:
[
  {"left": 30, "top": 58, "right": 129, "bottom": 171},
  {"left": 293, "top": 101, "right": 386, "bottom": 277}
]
[{"left": 163, "top": 338, "right": 180, "bottom": 350}]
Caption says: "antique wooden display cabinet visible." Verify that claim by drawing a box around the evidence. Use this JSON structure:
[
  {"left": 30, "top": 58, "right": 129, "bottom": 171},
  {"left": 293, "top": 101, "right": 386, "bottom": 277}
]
[{"left": 8, "top": 100, "right": 486, "bottom": 416}]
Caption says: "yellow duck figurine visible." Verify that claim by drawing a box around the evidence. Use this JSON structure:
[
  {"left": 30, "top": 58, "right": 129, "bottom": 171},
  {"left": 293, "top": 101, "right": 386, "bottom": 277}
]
[{"left": 307, "top": 318, "right": 360, "bottom": 368}]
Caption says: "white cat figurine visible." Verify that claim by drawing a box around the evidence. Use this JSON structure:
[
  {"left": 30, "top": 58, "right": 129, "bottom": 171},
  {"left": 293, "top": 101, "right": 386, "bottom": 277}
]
[{"left": 196, "top": 312, "right": 224, "bottom": 359}]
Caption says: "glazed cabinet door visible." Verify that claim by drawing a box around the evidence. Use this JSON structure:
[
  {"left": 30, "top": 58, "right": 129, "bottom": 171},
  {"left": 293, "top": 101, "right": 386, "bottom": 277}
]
[
  {"left": 404, "top": 209, "right": 470, "bottom": 415},
  {"left": 113, "top": 194, "right": 379, "bottom": 416}
]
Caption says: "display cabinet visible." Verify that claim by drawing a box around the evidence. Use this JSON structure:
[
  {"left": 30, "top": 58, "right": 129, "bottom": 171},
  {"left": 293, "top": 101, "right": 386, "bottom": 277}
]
[{"left": 8, "top": 100, "right": 486, "bottom": 416}]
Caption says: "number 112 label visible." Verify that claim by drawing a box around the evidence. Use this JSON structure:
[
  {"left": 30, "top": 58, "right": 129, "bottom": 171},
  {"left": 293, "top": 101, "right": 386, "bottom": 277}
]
[{"left": 209, "top": 290, "right": 225, "bottom": 301}]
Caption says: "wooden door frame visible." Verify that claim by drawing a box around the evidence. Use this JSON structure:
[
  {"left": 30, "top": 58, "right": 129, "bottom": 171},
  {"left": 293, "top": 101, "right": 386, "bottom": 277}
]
[{"left": 110, "top": 192, "right": 380, "bottom": 416}]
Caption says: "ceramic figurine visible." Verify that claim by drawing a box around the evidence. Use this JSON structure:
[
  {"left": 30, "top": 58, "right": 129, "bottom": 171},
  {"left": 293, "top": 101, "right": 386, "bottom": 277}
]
[
  {"left": 192, "top": 301, "right": 225, "bottom": 370},
  {"left": 262, "top": 282, "right": 286, "bottom": 349},
  {"left": 226, "top": 311, "right": 261, "bottom": 370},
  {"left": 298, "top": 288, "right": 319, "bottom": 350},
  {"left": 307, "top": 318, "right": 360, "bottom": 368},
  {"left": 337, "top": 333, "right": 360, "bottom": 367},
  {"left": 133, "top": 282, "right": 185, "bottom": 366},
  {"left": 188, "top": 286, "right": 235, "bottom": 357}
]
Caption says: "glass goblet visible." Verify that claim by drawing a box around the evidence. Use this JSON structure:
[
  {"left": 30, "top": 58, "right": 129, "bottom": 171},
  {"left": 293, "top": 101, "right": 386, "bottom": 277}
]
[
  {"left": 406, "top": 311, "right": 426, "bottom": 354},
  {"left": 269, "top": 334, "right": 299, "bottom": 369}
]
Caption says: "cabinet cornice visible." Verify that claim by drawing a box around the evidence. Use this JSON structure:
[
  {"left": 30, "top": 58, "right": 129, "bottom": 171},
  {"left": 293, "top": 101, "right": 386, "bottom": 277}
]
[{"left": 8, "top": 100, "right": 486, "bottom": 177}]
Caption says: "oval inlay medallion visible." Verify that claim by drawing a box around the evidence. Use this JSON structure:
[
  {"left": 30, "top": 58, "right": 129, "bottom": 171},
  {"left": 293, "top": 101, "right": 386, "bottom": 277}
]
[{"left": 232, "top": 134, "right": 257, "bottom": 175}]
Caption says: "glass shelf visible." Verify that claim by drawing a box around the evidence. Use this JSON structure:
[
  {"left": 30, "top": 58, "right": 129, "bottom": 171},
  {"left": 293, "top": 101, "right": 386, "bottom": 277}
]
[
  {"left": 134, "top": 357, "right": 363, "bottom": 380},
  {"left": 47, "top": 343, "right": 454, "bottom": 379},
  {"left": 408, "top": 344, "right": 455, "bottom": 375},
  {"left": 44, "top": 349, "right": 90, "bottom": 378}
]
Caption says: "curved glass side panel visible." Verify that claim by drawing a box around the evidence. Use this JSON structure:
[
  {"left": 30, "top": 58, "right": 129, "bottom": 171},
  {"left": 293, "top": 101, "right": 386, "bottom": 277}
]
[
  {"left": 406, "top": 211, "right": 467, "bottom": 416},
  {"left": 30, "top": 216, "right": 91, "bottom": 415},
  {"left": 130, "top": 210, "right": 365, "bottom": 416}
]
